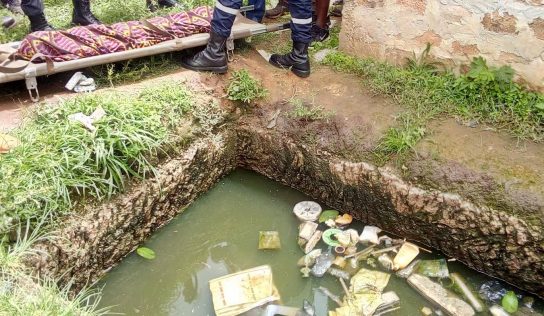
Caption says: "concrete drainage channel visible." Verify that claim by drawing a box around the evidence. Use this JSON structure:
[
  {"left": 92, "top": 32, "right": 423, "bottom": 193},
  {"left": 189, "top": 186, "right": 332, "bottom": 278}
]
[{"left": 27, "top": 123, "right": 544, "bottom": 309}]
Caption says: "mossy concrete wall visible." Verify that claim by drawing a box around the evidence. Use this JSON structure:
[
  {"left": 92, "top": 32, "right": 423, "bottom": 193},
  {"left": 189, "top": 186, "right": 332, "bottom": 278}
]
[{"left": 340, "top": 0, "right": 544, "bottom": 91}]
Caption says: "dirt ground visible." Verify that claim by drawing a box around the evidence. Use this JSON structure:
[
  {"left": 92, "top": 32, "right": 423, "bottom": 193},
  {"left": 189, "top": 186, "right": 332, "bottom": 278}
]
[{"left": 1, "top": 39, "right": 543, "bottom": 221}]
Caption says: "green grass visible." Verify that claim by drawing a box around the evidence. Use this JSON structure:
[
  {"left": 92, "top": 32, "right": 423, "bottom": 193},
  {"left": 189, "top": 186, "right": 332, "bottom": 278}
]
[
  {"left": 0, "top": 222, "right": 108, "bottom": 316},
  {"left": 288, "top": 97, "right": 334, "bottom": 121},
  {"left": 322, "top": 50, "right": 544, "bottom": 143},
  {"left": 226, "top": 69, "right": 268, "bottom": 104},
  {"left": 91, "top": 53, "right": 179, "bottom": 87},
  {"left": 0, "top": 81, "right": 195, "bottom": 235},
  {"left": 0, "top": 0, "right": 214, "bottom": 44}
]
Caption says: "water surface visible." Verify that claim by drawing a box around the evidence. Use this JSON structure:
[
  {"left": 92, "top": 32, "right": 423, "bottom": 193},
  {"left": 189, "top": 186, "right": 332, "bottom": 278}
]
[{"left": 98, "top": 169, "right": 542, "bottom": 315}]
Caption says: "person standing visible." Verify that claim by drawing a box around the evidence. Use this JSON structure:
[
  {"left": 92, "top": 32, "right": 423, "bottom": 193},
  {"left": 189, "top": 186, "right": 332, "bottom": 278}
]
[
  {"left": 266, "top": 0, "right": 330, "bottom": 42},
  {"left": 181, "top": 0, "right": 313, "bottom": 78},
  {"left": 20, "top": 0, "right": 101, "bottom": 31}
]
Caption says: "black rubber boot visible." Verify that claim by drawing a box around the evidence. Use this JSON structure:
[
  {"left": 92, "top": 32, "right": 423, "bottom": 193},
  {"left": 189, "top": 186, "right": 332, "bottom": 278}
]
[
  {"left": 180, "top": 31, "right": 228, "bottom": 74},
  {"left": 310, "top": 23, "right": 329, "bottom": 42},
  {"left": 158, "top": 0, "right": 179, "bottom": 8},
  {"left": 28, "top": 13, "right": 54, "bottom": 32},
  {"left": 72, "top": 0, "right": 101, "bottom": 26},
  {"left": 269, "top": 41, "right": 310, "bottom": 78}
]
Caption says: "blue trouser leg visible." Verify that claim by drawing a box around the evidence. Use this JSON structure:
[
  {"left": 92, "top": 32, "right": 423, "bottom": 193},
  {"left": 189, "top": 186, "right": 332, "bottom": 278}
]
[
  {"left": 288, "top": 0, "right": 312, "bottom": 43},
  {"left": 212, "top": 0, "right": 242, "bottom": 38},
  {"left": 246, "top": 0, "right": 265, "bottom": 23},
  {"left": 21, "top": 0, "right": 43, "bottom": 17}
]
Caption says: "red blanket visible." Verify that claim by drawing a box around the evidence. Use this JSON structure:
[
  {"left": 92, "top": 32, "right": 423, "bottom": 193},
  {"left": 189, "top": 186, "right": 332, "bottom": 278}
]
[{"left": 16, "top": 6, "right": 213, "bottom": 62}]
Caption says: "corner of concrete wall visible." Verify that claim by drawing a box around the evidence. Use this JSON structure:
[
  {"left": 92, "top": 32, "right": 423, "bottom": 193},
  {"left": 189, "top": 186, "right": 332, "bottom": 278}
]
[{"left": 339, "top": 0, "right": 544, "bottom": 91}]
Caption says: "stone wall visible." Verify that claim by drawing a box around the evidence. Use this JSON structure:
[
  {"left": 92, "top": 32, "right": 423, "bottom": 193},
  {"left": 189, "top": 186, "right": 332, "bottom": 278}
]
[
  {"left": 236, "top": 125, "right": 544, "bottom": 297},
  {"left": 28, "top": 131, "right": 238, "bottom": 288},
  {"left": 339, "top": 0, "right": 544, "bottom": 91}
]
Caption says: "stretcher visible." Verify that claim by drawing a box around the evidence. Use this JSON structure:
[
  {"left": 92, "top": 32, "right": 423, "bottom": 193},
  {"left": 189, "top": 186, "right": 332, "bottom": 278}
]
[{"left": 0, "top": 11, "right": 289, "bottom": 101}]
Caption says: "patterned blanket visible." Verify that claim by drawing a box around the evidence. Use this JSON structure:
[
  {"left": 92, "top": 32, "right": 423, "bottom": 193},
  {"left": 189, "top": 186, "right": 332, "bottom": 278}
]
[{"left": 16, "top": 6, "right": 213, "bottom": 62}]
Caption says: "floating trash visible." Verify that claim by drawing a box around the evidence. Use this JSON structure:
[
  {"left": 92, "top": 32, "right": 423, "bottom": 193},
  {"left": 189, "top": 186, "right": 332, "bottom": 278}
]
[
  {"left": 359, "top": 226, "right": 382, "bottom": 244},
  {"left": 304, "top": 230, "right": 323, "bottom": 254},
  {"left": 297, "top": 249, "right": 322, "bottom": 267},
  {"left": 450, "top": 272, "right": 486, "bottom": 313},
  {"left": 335, "top": 231, "right": 352, "bottom": 247},
  {"left": 293, "top": 201, "right": 322, "bottom": 222},
  {"left": 299, "top": 221, "right": 318, "bottom": 240},
  {"left": 303, "top": 300, "right": 315, "bottom": 316},
  {"left": 396, "top": 259, "right": 420, "bottom": 279},
  {"left": 335, "top": 214, "right": 353, "bottom": 226},
  {"left": 378, "top": 253, "right": 394, "bottom": 271},
  {"left": 489, "top": 305, "right": 510, "bottom": 316},
  {"left": 300, "top": 266, "right": 311, "bottom": 278},
  {"left": 479, "top": 280, "right": 509, "bottom": 303},
  {"left": 327, "top": 267, "right": 351, "bottom": 281},
  {"left": 421, "top": 306, "right": 433, "bottom": 316},
  {"left": 523, "top": 296, "right": 535, "bottom": 309},
  {"left": 332, "top": 256, "right": 347, "bottom": 269},
  {"left": 502, "top": 291, "right": 518, "bottom": 313},
  {"left": 392, "top": 242, "right": 420, "bottom": 270},
  {"left": 317, "top": 286, "right": 343, "bottom": 307},
  {"left": 322, "top": 228, "right": 343, "bottom": 247},
  {"left": 319, "top": 210, "right": 339, "bottom": 223},
  {"left": 330, "top": 268, "right": 391, "bottom": 316},
  {"left": 407, "top": 274, "right": 475, "bottom": 316},
  {"left": 417, "top": 259, "right": 450, "bottom": 278},
  {"left": 334, "top": 246, "right": 346, "bottom": 255},
  {"left": 258, "top": 231, "right": 281, "bottom": 250},
  {"left": 375, "top": 291, "right": 401, "bottom": 316},
  {"left": 311, "top": 251, "right": 335, "bottom": 277},
  {"left": 209, "top": 265, "right": 280, "bottom": 316}
]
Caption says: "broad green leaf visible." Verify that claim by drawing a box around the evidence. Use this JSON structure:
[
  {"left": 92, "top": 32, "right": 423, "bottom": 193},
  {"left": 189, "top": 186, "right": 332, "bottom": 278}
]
[
  {"left": 136, "top": 247, "right": 156, "bottom": 260},
  {"left": 319, "top": 210, "right": 339, "bottom": 223},
  {"left": 501, "top": 291, "right": 518, "bottom": 313}
]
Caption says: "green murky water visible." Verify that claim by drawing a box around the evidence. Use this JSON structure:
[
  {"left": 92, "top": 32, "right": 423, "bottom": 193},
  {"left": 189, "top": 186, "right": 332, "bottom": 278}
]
[{"left": 97, "top": 169, "right": 542, "bottom": 315}]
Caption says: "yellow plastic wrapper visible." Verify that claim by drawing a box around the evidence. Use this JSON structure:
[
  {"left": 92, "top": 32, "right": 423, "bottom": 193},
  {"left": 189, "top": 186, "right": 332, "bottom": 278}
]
[
  {"left": 258, "top": 231, "right": 281, "bottom": 250},
  {"left": 209, "top": 265, "right": 280, "bottom": 316}
]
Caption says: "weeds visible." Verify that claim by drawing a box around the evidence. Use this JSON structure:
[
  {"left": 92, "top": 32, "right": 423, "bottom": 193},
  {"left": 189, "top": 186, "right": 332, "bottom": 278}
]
[
  {"left": 0, "top": 221, "right": 108, "bottom": 316},
  {"left": 322, "top": 45, "right": 544, "bottom": 142},
  {"left": 226, "top": 69, "right": 268, "bottom": 104},
  {"left": 288, "top": 97, "right": 334, "bottom": 121},
  {"left": 0, "top": 82, "right": 195, "bottom": 234},
  {"left": 91, "top": 54, "right": 178, "bottom": 87}
]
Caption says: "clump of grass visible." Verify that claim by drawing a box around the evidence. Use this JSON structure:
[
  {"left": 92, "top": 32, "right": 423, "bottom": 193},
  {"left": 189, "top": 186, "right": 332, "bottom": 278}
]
[
  {"left": 0, "top": 222, "right": 109, "bottom": 316},
  {"left": 91, "top": 54, "right": 178, "bottom": 87},
  {"left": 0, "top": 81, "right": 194, "bottom": 234},
  {"left": 288, "top": 97, "right": 334, "bottom": 121},
  {"left": 322, "top": 46, "right": 544, "bottom": 142},
  {"left": 226, "top": 69, "right": 268, "bottom": 104}
]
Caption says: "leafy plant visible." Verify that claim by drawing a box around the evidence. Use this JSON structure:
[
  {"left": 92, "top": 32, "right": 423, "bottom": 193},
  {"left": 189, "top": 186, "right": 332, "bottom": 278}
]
[
  {"left": 406, "top": 43, "right": 442, "bottom": 74},
  {"left": 380, "top": 125, "right": 426, "bottom": 155},
  {"left": 226, "top": 70, "right": 268, "bottom": 103}
]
